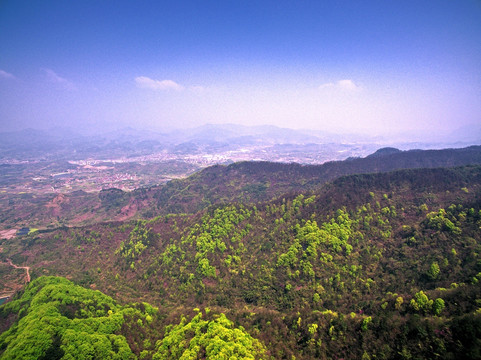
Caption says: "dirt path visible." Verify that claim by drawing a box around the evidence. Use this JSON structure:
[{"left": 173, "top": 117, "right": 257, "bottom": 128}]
[{"left": 5, "top": 259, "right": 30, "bottom": 283}]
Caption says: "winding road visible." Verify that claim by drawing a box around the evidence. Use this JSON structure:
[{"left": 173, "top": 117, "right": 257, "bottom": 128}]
[{"left": 5, "top": 259, "right": 31, "bottom": 283}]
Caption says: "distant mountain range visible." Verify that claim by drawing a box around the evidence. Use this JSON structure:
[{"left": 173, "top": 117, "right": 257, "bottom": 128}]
[{"left": 1, "top": 123, "right": 479, "bottom": 161}]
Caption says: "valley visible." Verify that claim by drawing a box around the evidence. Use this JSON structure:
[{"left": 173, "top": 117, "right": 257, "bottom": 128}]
[
  {"left": 0, "top": 125, "right": 385, "bottom": 233},
  {"left": 1, "top": 140, "right": 481, "bottom": 359}
]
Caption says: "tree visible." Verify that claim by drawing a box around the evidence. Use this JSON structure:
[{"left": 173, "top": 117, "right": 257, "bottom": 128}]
[
  {"left": 433, "top": 298, "right": 445, "bottom": 316},
  {"left": 395, "top": 296, "right": 404, "bottom": 311},
  {"left": 410, "top": 291, "right": 433, "bottom": 314},
  {"left": 427, "top": 262, "right": 440, "bottom": 280}
]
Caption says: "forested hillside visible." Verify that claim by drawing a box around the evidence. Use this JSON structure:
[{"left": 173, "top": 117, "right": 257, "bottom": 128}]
[
  {"left": 0, "top": 277, "right": 265, "bottom": 359},
  {"left": 1, "top": 165, "right": 481, "bottom": 359},
  {"left": 148, "top": 145, "right": 481, "bottom": 214},
  {"left": 3, "top": 146, "right": 481, "bottom": 230}
]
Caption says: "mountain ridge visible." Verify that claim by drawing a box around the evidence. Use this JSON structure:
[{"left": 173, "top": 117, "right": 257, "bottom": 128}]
[
  {"left": 149, "top": 145, "right": 481, "bottom": 214},
  {"left": 2, "top": 145, "right": 481, "bottom": 231}
]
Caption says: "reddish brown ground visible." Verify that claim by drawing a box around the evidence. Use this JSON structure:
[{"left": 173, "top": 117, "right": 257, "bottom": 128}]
[{"left": 0, "top": 229, "right": 17, "bottom": 240}]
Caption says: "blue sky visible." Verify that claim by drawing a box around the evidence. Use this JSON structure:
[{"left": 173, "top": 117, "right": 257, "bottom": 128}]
[{"left": 0, "top": 0, "right": 480, "bottom": 137}]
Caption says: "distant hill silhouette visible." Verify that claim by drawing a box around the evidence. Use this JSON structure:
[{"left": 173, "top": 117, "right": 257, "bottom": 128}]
[{"left": 366, "top": 147, "right": 401, "bottom": 157}]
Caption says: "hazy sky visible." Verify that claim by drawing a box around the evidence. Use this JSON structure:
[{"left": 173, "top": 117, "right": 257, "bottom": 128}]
[{"left": 1, "top": 0, "right": 480, "bottom": 136}]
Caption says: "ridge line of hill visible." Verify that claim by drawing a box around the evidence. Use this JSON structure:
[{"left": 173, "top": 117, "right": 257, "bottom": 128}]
[{"left": 3, "top": 145, "right": 481, "bottom": 230}]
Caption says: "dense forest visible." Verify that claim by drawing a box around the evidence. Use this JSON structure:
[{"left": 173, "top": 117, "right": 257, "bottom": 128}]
[{"left": 2, "top": 162, "right": 481, "bottom": 358}]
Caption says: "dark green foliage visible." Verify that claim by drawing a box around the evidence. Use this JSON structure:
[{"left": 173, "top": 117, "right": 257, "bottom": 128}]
[
  {"left": 99, "top": 188, "right": 129, "bottom": 210},
  {"left": 151, "top": 147, "right": 481, "bottom": 215},
  {"left": 450, "top": 314, "right": 481, "bottom": 359}
]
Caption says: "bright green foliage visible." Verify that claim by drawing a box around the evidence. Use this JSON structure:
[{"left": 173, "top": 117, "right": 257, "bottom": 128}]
[
  {"left": 0, "top": 276, "right": 140, "bottom": 359},
  {"left": 116, "top": 220, "right": 153, "bottom": 260},
  {"left": 322, "top": 209, "right": 354, "bottom": 254},
  {"left": 160, "top": 205, "right": 252, "bottom": 280},
  {"left": 419, "top": 203, "right": 429, "bottom": 212},
  {"left": 303, "top": 195, "right": 316, "bottom": 206},
  {"left": 426, "top": 209, "right": 461, "bottom": 234},
  {"left": 308, "top": 323, "right": 318, "bottom": 335},
  {"left": 161, "top": 243, "right": 185, "bottom": 267},
  {"left": 427, "top": 262, "right": 440, "bottom": 280},
  {"left": 198, "top": 258, "right": 217, "bottom": 278},
  {"left": 277, "top": 210, "right": 356, "bottom": 278},
  {"left": 361, "top": 316, "right": 372, "bottom": 331},
  {"left": 281, "top": 194, "right": 316, "bottom": 220},
  {"left": 153, "top": 311, "right": 267, "bottom": 359},
  {"left": 410, "top": 291, "right": 433, "bottom": 314},
  {"left": 395, "top": 296, "right": 404, "bottom": 311},
  {"left": 277, "top": 241, "right": 301, "bottom": 268},
  {"left": 433, "top": 298, "right": 445, "bottom": 316}
]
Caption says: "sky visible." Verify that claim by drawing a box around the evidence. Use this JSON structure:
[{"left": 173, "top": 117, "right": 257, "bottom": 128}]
[{"left": 0, "top": 0, "right": 480, "bottom": 137}]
